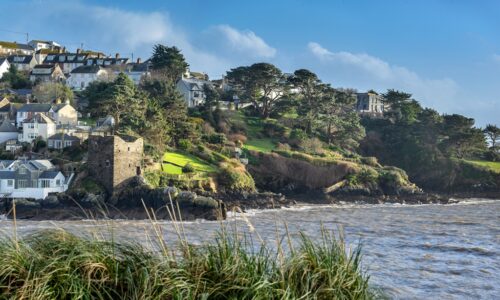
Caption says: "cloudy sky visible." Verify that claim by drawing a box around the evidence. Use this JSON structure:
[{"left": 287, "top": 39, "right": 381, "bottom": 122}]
[{"left": 1, "top": 0, "right": 499, "bottom": 126}]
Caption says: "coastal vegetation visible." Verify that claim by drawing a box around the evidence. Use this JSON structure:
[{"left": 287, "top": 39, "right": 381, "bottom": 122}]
[{"left": 0, "top": 226, "right": 371, "bottom": 299}]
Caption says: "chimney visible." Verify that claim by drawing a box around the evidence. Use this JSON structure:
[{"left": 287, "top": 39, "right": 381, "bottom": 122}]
[
  {"left": 76, "top": 48, "right": 81, "bottom": 54},
  {"left": 136, "top": 57, "right": 141, "bottom": 64},
  {"left": 115, "top": 53, "right": 120, "bottom": 59}
]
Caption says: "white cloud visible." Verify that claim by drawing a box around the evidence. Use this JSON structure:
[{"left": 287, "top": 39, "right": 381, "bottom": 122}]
[
  {"left": 307, "top": 42, "right": 459, "bottom": 110},
  {"left": 207, "top": 25, "right": 277, "bottom": 58}
]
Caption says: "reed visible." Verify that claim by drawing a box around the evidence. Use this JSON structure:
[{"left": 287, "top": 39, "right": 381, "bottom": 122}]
[{"left": 0, "top": 203, "right": 373, "bottom": 299}]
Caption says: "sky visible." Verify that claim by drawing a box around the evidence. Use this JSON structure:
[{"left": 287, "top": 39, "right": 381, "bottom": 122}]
[{"left": 1, "top": 0, "right": 499, "bottom": 127}]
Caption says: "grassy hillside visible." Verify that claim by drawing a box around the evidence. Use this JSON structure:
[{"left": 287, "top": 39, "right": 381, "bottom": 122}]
[
  {"left": 464, "top": 160, "right": 500, "bottom": 173},
  {"left": 162, "top": 151, "right": 217, "bottom": 175}
]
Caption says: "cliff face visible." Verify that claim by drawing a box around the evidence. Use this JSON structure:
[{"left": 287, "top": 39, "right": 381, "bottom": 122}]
[
  {"left": 247, "top": 151, "right": 420, "bottom": 197},
  {"left": 248, "top": 152, "right": 358, "bottom": 190}
]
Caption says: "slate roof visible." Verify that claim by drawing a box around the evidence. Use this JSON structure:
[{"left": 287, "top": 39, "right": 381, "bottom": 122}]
[
  {"left": 0, "top": 57, "right": 7, "bottom": 65},
  {"left": 178, "top": 78, "right": 212, "bottom": 92},
  {"left": 48, "top": 133, "right": 80, "bottom": 141},
  {"left": 0, "top": 172, "right": 15, "bottom": 179},
  {"left": 0, "top": 119, "right": 17, "bottom": 132},
  {"left": 70, "top": 65, "right": 105, "bottom": 74},
  {"left": 52, "top": 103, "right": 72, "bottom": 112},
  {"left": 24, "top": 113, "right": 55, "bottom": 124},
  {"left": 86, "top": 57, "right": 129, "bottom": 66},
  {"left": 18, "top": 103, "right": 52, "bottom": 113},
  {"left": 39, "top": 171, "right": 60, "bottom": 179},
  {"left": 7, "top": 55, "right": 35, "bottom": 64},
  {"left": 43, "top": 53, "right": 88, "bottom": 64}
]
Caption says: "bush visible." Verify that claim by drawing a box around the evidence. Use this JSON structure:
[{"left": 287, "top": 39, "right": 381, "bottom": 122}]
[
  {"left": 289, "top": 128, "right": 307, "bottom": 146},
  {"left": 299, "top": 137, "right": 324, "bottom": 155},
  {"left": 357, "top": 168, "right": 379, "bottom": 185},
  {"left": 263, "top": 122, "right": 287, "bottom": 138},
  {"left": 182, "top": 163, "right": 195, "bottom": 173},
  {"left": 208, "top": 133, "right": 227, "bottom": 145},
  {"left": 178, "top": 139, "right": 192, "bottom": 151},
  {"left": 227, "top": 133, "right": 247, "bottom": 144},
  {"left": 276, "top": 143, "right": 291, "bottom": 151},
  {"left": 218, "top": 163, "right": 256, "bottom": 192},
  {"left": 361, "top": 156, "right": 380, "bottom": 167}
]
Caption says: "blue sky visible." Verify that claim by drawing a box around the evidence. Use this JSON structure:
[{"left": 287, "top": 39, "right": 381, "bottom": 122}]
[{"left": 1, "top": 0, "right": 499, "bottom": 126}]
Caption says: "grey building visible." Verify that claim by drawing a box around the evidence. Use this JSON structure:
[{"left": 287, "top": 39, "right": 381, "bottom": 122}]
[{"left": 355, "top": 92, "right": 386, "bottom": 115}]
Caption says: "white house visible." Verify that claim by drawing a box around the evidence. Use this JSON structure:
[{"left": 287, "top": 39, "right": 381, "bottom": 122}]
[
  {"left": 0, "top": 120, "right": 18, "bottom": 144},
  {"left": 355, "top": 92, "right": 386, "bottom": 115},
  {"left": 19, "top": 113, "right": 56, "bottom": 143},
  {"left": 0, "top": 58, "right": 10, "bottom": 79},
  {"left": 16, "top": 103, "right": 53, "bottom": 128},
  {"left": 27, "top": 40, "right": 61, "bottom": 51},
  {"left": 118, "top": 61, "right": 150, "bottom": 85},
  {"left": 29, "top": 64, "right": 66, "bottom": 83},
  {"left": 0, "top": 41, "right": 34, "bottom": 56},
  {"left": 0, "top": 159, "right": 72, "bottom": 199},
  {"left": 43, "top": 52, "right": 89, "bottom": 74},
  {"left": 176, "top": 77, "right": 212, "bottom": 107},
  {"left": 67, "top": 65, "right": 110, "bottom": 90},
  {"left": 7, "top": 55, "right": 37, "bottom": 72}
]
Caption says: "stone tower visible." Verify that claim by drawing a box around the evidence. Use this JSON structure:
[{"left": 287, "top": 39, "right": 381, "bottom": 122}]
[{"left": 87, "top": 135, "right": 143, "bottom": 194}]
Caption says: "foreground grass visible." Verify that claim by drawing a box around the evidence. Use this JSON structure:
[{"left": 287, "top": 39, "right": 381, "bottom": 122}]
[
  {"left": 0, "top": 227, "right": 371, "bottom": 299},
  {"left": 464, "top": 160, "right": 500, "bottom": 173},
  {"left": 243, "top": 138, "right": 276, "bottom": 153},
  {"left": 162, "top": 151, "right": 217, "bottom": 174}
]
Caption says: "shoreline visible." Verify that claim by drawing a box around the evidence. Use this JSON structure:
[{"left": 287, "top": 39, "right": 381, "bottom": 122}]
[{"left": 2, "top": 189, "right": 499, "bottom": 221}]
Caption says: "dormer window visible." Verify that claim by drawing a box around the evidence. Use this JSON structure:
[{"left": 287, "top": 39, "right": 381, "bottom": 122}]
[
  {"left": 46, "top": 55, "right": 55, "bottom": 61},
  {"left": 14, "top": 56, "right": 24, "bottom": 62},
  {"left": 59, "top": 56, "right": 65, "bottom": 62},
  {"left": 67, "top": 55, "right": 75, "bottom": 61}
]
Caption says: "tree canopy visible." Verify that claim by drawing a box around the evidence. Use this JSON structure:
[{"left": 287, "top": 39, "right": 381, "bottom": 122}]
[{"left": 150, "top": 44, "right": 189, "bottom": 81}]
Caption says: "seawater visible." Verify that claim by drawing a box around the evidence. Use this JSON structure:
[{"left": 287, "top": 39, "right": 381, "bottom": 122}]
[{"left": 1, "top": 199, "right": 499, "bottom": 299}]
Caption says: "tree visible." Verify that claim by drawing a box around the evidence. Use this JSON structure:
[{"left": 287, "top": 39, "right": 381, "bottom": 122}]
[
  {"left": 289, "top": 69, "right": 324, "bottom": 133},
  {"left": 100, "top": 72, "right": 143, "bottom": 127},
  {"left": 483, "top": 124, "right": 500, "bottom": 149},
  {"left": 0, "top": 65, "right": 31, "bottom": 89},
  {"left": 33, "top": 82, "right": 74, "bottom": 104},
  {"left": 382, "top": 89, "right": 412, "bottom": 106},
  {"left": 226, "top": 63, "right": 288, "bottom": 118},
  {"left": 150, "top": 44, "right": 189, "bottom": 81}
]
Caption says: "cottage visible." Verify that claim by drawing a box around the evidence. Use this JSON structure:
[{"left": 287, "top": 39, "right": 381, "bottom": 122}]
[
  {"left": 0, "top": 57, "right": 10, "bottom": 79},
  {"left": 29, "top": 64, "right": 66, "bottom": 83},
  {"left": 19, "top": 113, "right": 56, "bottom": 143},
  {"left": 176, "top": 77, "right": 212, "bottom": 107},
  {"left": 0, "top": 97, "right": 16, "bottom": 122},
  {"left": 43, "top": 52, "right": 89, "bottom": 74},
  {"left": 117, "top": 60, "right": 150, "bottom": 85},
  {"left": 0, "top": 41, "right": 34, "bottom": 56},
  {"left": 355, "top": 92, "right": 386, "bottom": 115},
  {"left": 0, "top": 88, "right": 32, "bottom": 102},
  {"left": 47, "top": 133, "right": 80, "bottom": 149},
  {"left": 87, "top": 135, "right": 143, "bottom": 194},
  {"left": 16, "top": 103, "right": 53, "bottom": 127},
  {"left": 52, "top": 102, "right": 78, "bottom": 125},
  {"left": 5, "top": 139, "right": 22, "bottom": 152},
  {"left": 0, "top": 159, "right": 72, "bottom": 199},
  {"left": 67, "top": 65, "right": 111, "bottom": 90},
  {"left": 0, "top": 119, "right": 18, "bottom": 144},
  {"left": 7, "top": 55, "right": 37, "bottom": 72}
]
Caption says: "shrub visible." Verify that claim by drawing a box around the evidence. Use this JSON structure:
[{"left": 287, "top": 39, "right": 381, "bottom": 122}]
[
  {"left": 361, "top": 156, "right": 380, "bottom": 167},
  {"left": 227, "top": 133, "right": 247, "bottom": 144},
  {"left": 357, "top": 168, "right": 379, "bottom": 185},
  {"left": 288, "top": 128, "right": 307, "bottom": 146},
  {"left": 218, "top": 163, "right": 256, "bottom": 192},
  {"left": 182, "top": 163, "right": 195, "bottom": 173},
  {"left": 178, "top": 139, "right": 192, "bottom": 151},
  {"left": 263, "top": 122, "right": 287, "bottom": 138},
  {"left": 208, "top": 133, "right": 227, "bottom": 145},
  {"left": 299, "top": 137, "right": 324, "bottom": 155},
  {"left": 276, "top": 143, "right": 291, "bottom": 151}
]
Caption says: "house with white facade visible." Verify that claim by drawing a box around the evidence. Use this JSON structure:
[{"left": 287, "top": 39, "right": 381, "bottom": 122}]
[
  {"left": 0, "top": 159, "right": 72, "bottom": 199},
  {"left": 47, "top": 133, "right": 80, "bottom": 149},
  {"left": 16, "top": 103, "right": 53, "bottom": 128},
  {"left": 19, "top": 113, "right": 56, "bottom": 143},
  {"left": 7, "top": 55, "right": 37, "bottom": 72},
  {"left": 117, "top": 60, "right": 150, "bottom": 85},
  {"left": 176, "top": 77, "right": 212, "bottom": 107},
  {"left": 355, "top": 92, "right": 386, "bottom": 115},
  {"left": 29, "top": 64, "right": 66, "bottom": 83},
  {"left": 67, "top": 65, "right": 111, "bottom": 90},
  {"left": 27, "top": 40, "right": 61, "bottom": 51},
  {"left": 0, "top": 57, "right": 10, "bottom": 79},
  {"left": 43, "top": 52, "right": 89, "bottom": 74},
  {"left": 0, "top": 119, "right": 18, "bottom": 144},
  {"left": 0, "top": 41, "right": 34, "bottom": 56}
]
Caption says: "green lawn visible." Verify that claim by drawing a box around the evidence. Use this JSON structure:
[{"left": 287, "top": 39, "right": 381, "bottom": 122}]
[
  {"left": 465, "top": 160, "right": 500, "bottom": 173},
  {"left": 162, "top": 152, "right": 217, "bottom": 175},
  {"left": 243, "top": 138, "right": 276, "bottom": 153}
]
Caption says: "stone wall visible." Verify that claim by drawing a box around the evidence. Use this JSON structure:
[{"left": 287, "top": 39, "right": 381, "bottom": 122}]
[{"left": 87, "top": 135, "right": 143, "bottom": 194}]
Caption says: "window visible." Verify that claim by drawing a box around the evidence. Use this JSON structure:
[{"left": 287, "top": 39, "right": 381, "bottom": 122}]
[
  {"left": 7, "top": 180, "right": 13, "bottom": 187},
  {"left": 105, "top": 160, "right": 110, "bottom": 167},
  {"left": 18, "top": 168, "right": 27, "bottom": 175},
  {"left": 40, "top": 180, "right": 50, "bottom": 188},
  {"left": 17, "top": 180, "right": 28, "bottom": 188},
  {"left": 28, "top": 123, "right": 35, "bottom": 128},
  {"left": 56, "top": 179, "right": 61, "bottom": 186}
]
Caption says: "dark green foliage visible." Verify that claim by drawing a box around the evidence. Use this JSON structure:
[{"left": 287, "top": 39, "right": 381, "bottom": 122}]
[
  {"left": 218, "top": 163, "right": 256, "bottom": 192},
  {"left": 150, "top": 44, "right": 189, "bottom": 81},
  {"left": 0, "top": 65, "right": 31, "bottom": 89},
  {"left": 182, "top": 162, "right": 195, "bottom": 173},
  {"left": 178, "top": 139, "right": 192, "bottom": 151},
  {"left": 483, "top": 124, "right": 500, "bottom": 150},
  {"left": 207, "top": 133, "right": 227, "bottom": 145}
]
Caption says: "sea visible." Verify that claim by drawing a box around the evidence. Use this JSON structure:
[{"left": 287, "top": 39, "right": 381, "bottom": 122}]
[{"left": 1, "top": 198, "right": 499, "bottom": 299}]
